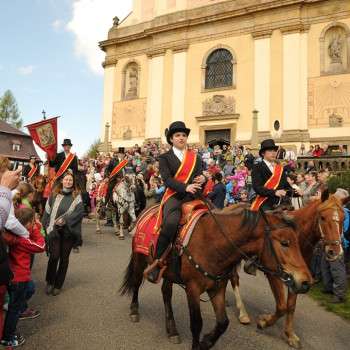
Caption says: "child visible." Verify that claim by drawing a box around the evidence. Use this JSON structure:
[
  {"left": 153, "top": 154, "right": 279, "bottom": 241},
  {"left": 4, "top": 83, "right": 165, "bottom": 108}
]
[
  {"left": 1, "top": 208, "right": 45, "bottom": 347},
  {"left": 207, "top": 173, "right": 226, "bottom": 209}
]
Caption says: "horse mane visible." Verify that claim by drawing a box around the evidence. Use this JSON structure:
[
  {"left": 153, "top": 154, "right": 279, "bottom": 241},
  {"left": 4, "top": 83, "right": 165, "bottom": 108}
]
[{"left": 317, "top": 195, "right": 343, "bottom": 212}]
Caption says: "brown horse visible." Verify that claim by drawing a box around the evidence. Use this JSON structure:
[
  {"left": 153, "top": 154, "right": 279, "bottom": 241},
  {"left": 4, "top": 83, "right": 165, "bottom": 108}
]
[
  {"left": 120, "top": 207, "right": 312, "bottom": 350},
  {"left": 31, "top": 174, "right": 47, "bottom": 217},
  {"left": 229, "top": 193, "right": 348, "bottom": 348}
]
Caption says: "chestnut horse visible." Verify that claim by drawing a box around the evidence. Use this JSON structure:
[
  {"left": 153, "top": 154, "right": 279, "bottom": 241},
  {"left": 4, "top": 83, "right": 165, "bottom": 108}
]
[
  {"left": 120, "top": 208, "right": 312, "bottom": 350},
  {"left": 229, "top": 193, "right": 348, "bottom": 348}
]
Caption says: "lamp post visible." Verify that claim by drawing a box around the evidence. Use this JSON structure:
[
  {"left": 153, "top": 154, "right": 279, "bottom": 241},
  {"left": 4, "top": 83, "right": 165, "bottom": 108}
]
[{"left": 42, "top": 110, "right": 46, "bottom": 120}]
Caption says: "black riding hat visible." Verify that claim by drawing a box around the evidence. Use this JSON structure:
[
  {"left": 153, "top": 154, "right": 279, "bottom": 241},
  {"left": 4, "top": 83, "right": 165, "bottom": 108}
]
[
  {"left": 259, "top": 139, "right": 279, "bottom": 157},
  {"left": 62, "top": 139, "right": 73, "bottom": 147},
  {"left": 165, "top": 121, "right": 190, "bottom": 145}
]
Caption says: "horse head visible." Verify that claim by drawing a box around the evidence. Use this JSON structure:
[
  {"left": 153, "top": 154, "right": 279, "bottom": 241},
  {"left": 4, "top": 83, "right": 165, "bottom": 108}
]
[
  {"left": 258, "top": 211, "right": 313, "bottom": 294},
  {"left": 317, "top": 194, "right": 346, "bottom": 261}
]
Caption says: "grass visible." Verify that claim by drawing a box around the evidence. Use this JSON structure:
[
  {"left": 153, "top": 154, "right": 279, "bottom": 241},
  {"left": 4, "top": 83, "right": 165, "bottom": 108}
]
[{"left": 309, "top": 282, "right": 350, "bottom": 320}]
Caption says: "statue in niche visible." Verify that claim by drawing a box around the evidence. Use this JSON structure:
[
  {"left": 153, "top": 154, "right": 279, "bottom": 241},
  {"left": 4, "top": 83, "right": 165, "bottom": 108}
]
[
  {"left": 328, "top": 35, "right": 343, "bottom": 64},
  {"left": 125, "top": 65, "right": 138, "bottom": 99},
  {"left": 329, "top": 112, "right": 343, "bottom": 127},
  {"left": 123, "top": 127, "right": 132, "bottom": 140},
  {"left": 202, "top": 95, "right": 235, "bottom": 116}
]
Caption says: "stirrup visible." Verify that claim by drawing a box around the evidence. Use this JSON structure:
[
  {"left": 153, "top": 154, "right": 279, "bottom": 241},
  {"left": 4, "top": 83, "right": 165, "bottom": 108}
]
[{"left": 143, "top": 259, "right": 167, "bottom": 284}]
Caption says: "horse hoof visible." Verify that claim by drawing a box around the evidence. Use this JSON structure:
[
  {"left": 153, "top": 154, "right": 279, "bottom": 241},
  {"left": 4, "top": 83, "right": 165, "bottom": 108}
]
[
  {"left": 168, "top": 335, "right": 181, "bottom": 344},
  {"left": 257, "top": 318, "right": 267, "bottom": 330},
  {"left": 239, "top": 315, "right": 251, "bottom": 325},
  {"left": 130, "top": 314, "right": 140, "bottom": 323},
  {"left": 285, "top": 334, "right": 301, "bottom": 349}
]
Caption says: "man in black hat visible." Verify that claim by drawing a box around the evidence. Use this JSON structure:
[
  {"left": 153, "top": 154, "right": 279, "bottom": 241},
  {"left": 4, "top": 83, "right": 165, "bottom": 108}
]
[
  {"left": 251, "top": 139, "right": 291, "bottom": 211},
  {"left": 49, "top": 139, "right": 78, "bottom": 175},
  {"left": 22, "top": 155, "right": 39, "bottom": 182},
  {"left": 144, "top": 121, "right": 206, "bottom": 283}
]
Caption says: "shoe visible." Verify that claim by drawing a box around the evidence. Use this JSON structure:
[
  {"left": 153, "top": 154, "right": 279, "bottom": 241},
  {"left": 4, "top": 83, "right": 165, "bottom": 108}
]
[
  {"left": 1, "top": 335, "right": 25, "bottom": 347},
  {"left": 45, "top": 284, "right": 53, "bottom": 295},
  {"left": 52, "top": 288, "right": 61, "bottom": 296},
  {"left": 73, "top": 247, "right": 80, "bottom": 253},
  {"left": 19, "top": 308, "right": 40, "bottom": 320},
  {"left": 330, "top": 295, "right": 345, "bottom": 304},
  {"left": 119, "top": 235, "right": 125, "bottom": 240},
  {"left": 143, "top": 259, "right": 166, "bottom": 284}
]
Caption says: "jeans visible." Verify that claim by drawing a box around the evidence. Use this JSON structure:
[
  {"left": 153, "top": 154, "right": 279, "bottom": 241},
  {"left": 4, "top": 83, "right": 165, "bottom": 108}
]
[
  {"left": 20, "top": 280, "right": 35, "bottom": 313},
  {"left": 2, "top": 282, "right": 28, "bottom": 341}
]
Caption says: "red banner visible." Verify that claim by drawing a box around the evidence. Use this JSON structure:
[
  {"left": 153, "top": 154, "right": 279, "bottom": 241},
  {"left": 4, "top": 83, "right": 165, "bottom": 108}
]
[{"left": 25, "top": 117, "right": 58, "bottom": 161}]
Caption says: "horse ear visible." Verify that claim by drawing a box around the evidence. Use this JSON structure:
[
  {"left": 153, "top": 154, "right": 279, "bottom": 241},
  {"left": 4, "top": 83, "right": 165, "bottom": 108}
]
[{"left": 321, "top": 188, "right": 330, "bottom": 202}]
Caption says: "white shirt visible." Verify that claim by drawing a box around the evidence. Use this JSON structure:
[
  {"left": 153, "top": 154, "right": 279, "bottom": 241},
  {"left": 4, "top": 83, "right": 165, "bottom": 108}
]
[
  {"left": 173, "top": 146, "right": 185, "bottom": 162},
  {"left": 263, "top": 159, "right": 275, "bottom": 173}
]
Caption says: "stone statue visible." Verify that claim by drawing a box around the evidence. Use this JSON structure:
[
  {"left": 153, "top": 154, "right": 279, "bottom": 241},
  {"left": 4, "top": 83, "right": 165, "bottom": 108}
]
[
  {"left": 328, "top": 35, "right": 343, "bottom": 64},
  {"left": 113, "top": 16, "right": 119, "bottom": 26},
  {"left": 126, "top": 66, "right": 138, "bottom": 99},
  {"left": 202, "top": 95, "right": 235, "bottom": 116}
]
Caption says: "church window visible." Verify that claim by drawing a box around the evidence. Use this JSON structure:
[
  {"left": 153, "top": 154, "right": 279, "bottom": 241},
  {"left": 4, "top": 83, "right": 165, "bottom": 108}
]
[{"left": 205, "top": 49, "right": 233, "bottom": 89}]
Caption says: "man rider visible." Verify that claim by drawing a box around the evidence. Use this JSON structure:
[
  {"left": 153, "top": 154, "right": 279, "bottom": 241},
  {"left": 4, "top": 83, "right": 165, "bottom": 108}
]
[
  {"left": 251, "top": 139, "right": 291, "bottom": 211},
  {"left": 144, "top": 121, "right": 206, "bottom": 283}
]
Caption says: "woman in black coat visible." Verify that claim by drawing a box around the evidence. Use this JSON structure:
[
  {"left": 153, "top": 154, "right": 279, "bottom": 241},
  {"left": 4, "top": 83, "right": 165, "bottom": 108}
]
[{"left": 42, "top": 170, "right": 84, "bottom": 296}]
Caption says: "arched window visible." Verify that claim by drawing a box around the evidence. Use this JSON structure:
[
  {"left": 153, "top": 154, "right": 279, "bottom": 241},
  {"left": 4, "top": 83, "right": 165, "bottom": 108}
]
[{"left": 205, "top": 49, "right": 233, "bottom": 89}]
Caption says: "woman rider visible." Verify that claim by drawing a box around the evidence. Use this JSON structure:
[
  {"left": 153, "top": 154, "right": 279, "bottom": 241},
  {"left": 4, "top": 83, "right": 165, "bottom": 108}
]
[{"left": 144, "top": 121, "right": 206, "bottom": 283}]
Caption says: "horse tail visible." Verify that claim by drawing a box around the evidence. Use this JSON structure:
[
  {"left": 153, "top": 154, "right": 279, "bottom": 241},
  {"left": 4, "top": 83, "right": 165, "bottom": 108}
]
[{"left": 119, "top": 252, "right": 147, "bottom": 296}]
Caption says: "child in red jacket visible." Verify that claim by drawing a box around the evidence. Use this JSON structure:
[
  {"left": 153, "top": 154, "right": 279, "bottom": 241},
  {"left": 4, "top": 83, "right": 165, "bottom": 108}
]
[{"left": 1, "top": 208, "right": 45, "bottom": 348}]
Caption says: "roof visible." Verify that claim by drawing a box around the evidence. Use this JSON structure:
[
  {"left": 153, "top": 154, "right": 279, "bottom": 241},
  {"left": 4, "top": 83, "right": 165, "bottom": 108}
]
[
  {"left": 0, "top": 120, "right": 40, "bottom": 161},
  {"left": 0, "top": 120, "right": 31, "bottom": 137}
]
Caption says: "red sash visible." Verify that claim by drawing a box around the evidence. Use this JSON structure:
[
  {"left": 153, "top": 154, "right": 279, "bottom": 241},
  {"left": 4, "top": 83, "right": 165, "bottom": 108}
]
[
  {"left": 154, "top": 150, "right": 197, "bottom": 233},
  {"left": 251, "top": 163, "right": 283, "bottom": 211},
  {"left": 109, "top": 159, "right": 128, "bottom": 179},
  {"left": 44, "top": 153, "right": 76, "bottom": 197},
  {"left": 28, "top": 165, "right": 38, "bottom": 179}
]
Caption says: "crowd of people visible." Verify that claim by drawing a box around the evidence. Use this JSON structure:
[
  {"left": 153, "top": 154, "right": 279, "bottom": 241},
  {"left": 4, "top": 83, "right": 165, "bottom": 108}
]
[{"left": 0, "top": 135, "right": 349, "bottom": 347}]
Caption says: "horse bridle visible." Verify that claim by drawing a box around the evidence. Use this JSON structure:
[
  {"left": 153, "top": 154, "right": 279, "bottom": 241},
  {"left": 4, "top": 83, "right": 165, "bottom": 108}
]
[
  {"left": 318, "top": 208, "right": 342, "bottom": 249},
  {"left": 183, "top": 195, "right": 294, "bottom": 287}
]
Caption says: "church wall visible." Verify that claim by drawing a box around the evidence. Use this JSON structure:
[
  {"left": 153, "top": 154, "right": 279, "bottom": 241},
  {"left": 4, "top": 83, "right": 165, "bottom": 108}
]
[{"left": 185, "top": 34, "right": 254, "bottom": 144}]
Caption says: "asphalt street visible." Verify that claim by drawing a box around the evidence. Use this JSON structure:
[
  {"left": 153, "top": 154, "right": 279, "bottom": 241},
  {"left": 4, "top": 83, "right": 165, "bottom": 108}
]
[{"left": 17, "top": 222, "right": 350, "bottom": 350}]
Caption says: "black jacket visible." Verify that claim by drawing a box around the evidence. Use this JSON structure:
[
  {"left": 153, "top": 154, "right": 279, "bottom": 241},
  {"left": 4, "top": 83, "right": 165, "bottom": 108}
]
[
  {"left": 251, "top": 160, "right": 292, "bottom": 209},
  {"left": 207, "top": 182, "right": 226, "bottom": 209},
  {"left": 22, "top": 164, "right": 39, "bottom": 179},
  {"left": 159, "top": 149, "right": 203, "bottom": 200},
  {"left": 105, "top": 158, "right": 119, "bottom": 177},
  {"left": 49, "top": 152, "right": 78, "bottom": 174}
]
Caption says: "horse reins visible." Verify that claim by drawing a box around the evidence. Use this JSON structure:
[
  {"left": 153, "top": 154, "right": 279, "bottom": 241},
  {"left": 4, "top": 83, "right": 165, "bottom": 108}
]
[{"left": 183, "top": 194, "right": 294, "bottom": 287}]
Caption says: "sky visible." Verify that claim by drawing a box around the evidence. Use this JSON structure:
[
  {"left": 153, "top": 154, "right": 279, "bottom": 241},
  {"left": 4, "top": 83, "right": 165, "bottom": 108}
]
[{"left": 0, "top": 0, "right": 133, "bottom": 158}]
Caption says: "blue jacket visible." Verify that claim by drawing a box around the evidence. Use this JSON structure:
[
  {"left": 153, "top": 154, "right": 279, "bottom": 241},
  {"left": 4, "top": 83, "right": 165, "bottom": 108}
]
[{"left": 342, "top": 208, "right": 350, "bottom": 249}]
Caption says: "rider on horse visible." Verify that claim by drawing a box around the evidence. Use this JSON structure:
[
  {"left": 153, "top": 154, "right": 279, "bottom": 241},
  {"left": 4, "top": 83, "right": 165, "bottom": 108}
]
[
  {"left": 22, "top": 155, "right": 39, "bottom": 182},
  {"left": 144, "top": 121, "right": 206, "bottom": 283},
  {"left": 251, "top": 139, "right": 292, "bottom": 211}
]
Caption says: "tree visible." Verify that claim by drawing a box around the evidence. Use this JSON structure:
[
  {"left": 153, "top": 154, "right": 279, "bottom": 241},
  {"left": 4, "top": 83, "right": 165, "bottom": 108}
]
[
  {"left": 85, "top": 139, "right": 100, "bottom": 159},
  {"left": 0, "top": 90, "right": 23, "bottom": 129}
]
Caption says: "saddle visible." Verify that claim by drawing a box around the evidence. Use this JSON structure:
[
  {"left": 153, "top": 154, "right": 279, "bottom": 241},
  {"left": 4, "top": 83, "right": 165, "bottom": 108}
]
[{"left": 179, "top": 199, "right": 207, "bottom": 225}]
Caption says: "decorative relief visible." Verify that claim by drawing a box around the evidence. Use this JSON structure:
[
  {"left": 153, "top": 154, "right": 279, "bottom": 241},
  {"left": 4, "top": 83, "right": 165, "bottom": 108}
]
[
  {"left": 202, "top": 95, "right": 235, "bottom": 116},
  {"left": 320, "top": 22, "right": 350, "bottom": 75},
  {"left": 308, "top": 75, "right": 350, "bottom": 128},
  {"left": 111, "top": 99, "right": 146, "bottom": 140}
]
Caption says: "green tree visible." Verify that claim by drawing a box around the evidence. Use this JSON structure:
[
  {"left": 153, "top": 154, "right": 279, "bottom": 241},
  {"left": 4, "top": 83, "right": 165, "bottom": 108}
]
[
  {"left": 85, "top": 139, "right": 100, "bottom": 159},
  {"left": 0, "top": 90, "right": 23, "bottom": 128}
]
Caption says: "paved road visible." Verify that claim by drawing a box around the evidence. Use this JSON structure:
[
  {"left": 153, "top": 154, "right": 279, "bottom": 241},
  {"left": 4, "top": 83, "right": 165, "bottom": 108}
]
[{"left": 19, "top": 222, "right": 349, "bottom": 350}]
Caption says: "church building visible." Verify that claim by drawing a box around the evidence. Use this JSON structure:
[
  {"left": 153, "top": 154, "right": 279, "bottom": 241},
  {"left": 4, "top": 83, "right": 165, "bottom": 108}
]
[{"left": 99, "top": 0, "right": 350, "bottom": 150}]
